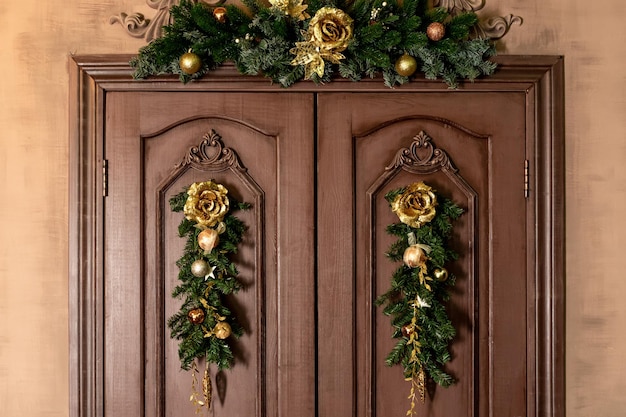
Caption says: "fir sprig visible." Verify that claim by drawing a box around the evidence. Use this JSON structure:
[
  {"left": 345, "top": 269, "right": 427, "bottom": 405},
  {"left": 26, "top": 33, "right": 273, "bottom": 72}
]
[
  {"left": 168, "top": 187, "right": 249, "bottom": 371},
  {"left": 130, "top": 0, "right": 497, "bottom": 88},
  {"left": 376, "top": 185, "right": 463, "bottom": 394}
]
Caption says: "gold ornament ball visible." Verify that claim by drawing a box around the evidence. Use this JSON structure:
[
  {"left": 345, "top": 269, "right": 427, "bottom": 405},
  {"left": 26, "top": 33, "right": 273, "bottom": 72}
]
[
  {"left": 213, "top": 7, "right": 227, "bottom": 23},
  {"left": 191, "top": 259, "right": 210, "bottom": 278},
  {"left": 214, "top": 321, "right": 232, "bottom": 339},
  {"left": 403, "top": 244, "right": 427, "bottom": 268},
  {"left": 426, "top": 22, "right": 445, "bottom": 41},
  {"left": 395, "top": 53, "right": 417, "bottom": 77},
  {"left": 179, "top": 52, "right": 202, "bottom": 75},
  {"left": 188, "top": 308, "right": 206, "bottom": 325},
  {"left": 401, "top": 324, "right": 415, "bottom": 338},
  {"left": 198, "top": 228, "right": 220, "bottom": 253},
  {"left": 434, "top": 268, "right": 449, "bottom": 282}
]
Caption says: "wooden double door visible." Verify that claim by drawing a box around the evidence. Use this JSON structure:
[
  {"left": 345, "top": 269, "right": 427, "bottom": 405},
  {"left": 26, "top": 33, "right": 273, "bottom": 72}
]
[{"left": 70, "top": 56, "right": 564, "bottom": 417}]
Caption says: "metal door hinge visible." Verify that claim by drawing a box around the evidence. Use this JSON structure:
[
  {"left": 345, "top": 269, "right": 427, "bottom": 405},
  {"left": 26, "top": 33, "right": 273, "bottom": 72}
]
[
  {"left": 102, "top": 159, "right": 109, "bottom": 197},
  {"left": 524, "top": 159, "right": 529, "bottom": 198}
]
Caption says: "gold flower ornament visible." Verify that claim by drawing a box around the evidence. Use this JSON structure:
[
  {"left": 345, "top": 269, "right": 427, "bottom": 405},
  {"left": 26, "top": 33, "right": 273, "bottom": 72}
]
[
  {"left": 183, "top": 181, "right": 230, "bottom": 228},
  {"left": 392, "top": 182, "right": 437, "bottom": 228},
  {"left": 308, "top": 7, "right": 353, "bottom": 51},
  {"left": 290, "top": 7, "right": 353, "bottom": 79}
]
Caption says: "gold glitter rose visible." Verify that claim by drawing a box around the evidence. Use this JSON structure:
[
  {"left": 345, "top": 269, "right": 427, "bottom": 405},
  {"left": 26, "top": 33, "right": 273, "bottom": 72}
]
[
  {"left": 391, "top": 182, "right": 437, "bottom": 228},
  {"left": 308, "top": 7, "right": 353, "bottom": 52},
  {"left": 184, "top": 181, "right": 230, "bottom": 228}
]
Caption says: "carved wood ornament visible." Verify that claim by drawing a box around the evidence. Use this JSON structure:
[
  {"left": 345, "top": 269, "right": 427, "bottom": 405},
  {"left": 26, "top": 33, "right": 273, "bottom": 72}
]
[
  {"left": 175, "top": 129, "right": 247, "bottom": 173},
  {"left": 110, "top": 0, "right": 522, "bottom": 43},
  {"left": 386, "top": 130, "right": 457, "bottom": 174}
]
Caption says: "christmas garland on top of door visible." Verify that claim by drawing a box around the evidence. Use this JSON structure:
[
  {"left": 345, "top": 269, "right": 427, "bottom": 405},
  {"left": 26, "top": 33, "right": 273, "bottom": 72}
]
[
  {"left": 168, "top": 180, "right": 250, "bottom": 412},
  {"left": 130, "top": 0, "right": 497, "bottom": 88},
  {"left": 376, "top": 181, "right": 463, "bottom": 416}
]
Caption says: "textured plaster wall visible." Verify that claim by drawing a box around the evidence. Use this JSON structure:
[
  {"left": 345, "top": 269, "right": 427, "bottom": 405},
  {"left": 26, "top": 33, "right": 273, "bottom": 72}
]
[{"left": 0, "top": 0, "right": 625, "bottom": 416}]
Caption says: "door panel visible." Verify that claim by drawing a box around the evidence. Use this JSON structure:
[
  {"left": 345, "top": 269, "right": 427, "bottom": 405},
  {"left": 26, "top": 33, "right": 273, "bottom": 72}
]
[
  {"left": 317, "top": 92, "right": 528, "bottom": 417},
  {"left": 104, "top": 92, "right": 315, "bottom": 417}
]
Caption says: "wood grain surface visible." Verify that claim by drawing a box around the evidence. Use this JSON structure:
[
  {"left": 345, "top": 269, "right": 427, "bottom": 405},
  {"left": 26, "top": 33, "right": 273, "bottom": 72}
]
[{"left": 1, "top": 0, "right": 626, "bottom": 417}]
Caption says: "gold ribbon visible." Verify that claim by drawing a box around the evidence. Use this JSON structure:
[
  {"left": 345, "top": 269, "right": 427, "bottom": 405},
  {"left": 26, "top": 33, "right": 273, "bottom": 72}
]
[{"left": 190, "top": 361, "right": 213, "bottom": 414}]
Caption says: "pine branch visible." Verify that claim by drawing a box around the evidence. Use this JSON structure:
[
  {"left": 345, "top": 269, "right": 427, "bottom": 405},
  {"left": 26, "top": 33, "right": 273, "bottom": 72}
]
[
  {"left": 378, "top": 182, "right": 464, "bottom": 395},
  {"left": 167, "top": 181, "right": 250, "bottom": 371},
  {"left": 131, "top": 0, "right": 499, "bottom": 87}
]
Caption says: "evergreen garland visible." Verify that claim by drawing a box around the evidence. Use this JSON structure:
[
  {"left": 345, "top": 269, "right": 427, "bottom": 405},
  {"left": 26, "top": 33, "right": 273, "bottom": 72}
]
[
  {"left": 130, "top": 0, "right": 497, "bottom": 88},
  {"left": 168, "top": 182, "right": 250, "bottom": 371},
  {"left": 376, "top": 182, "right": 463, "bottom": 415}
]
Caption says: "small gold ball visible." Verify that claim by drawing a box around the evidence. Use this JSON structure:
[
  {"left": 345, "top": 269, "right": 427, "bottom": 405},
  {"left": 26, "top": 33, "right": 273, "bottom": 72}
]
[
  {"left": 179, "top": 52, "right": 202, "bottom": 75},
  {"left": 198, "top": 228, "right": 220, "bottom": 253},
  {"left": 214, "top": 321, "right": 232, "bottom": 339},
  {"left": 190, "top": 259, "right": 209, "bottom": 278},
  {"left": 426, "top": 22, "right": 445, "bottom": 41},
  {"left": 395, "top": 53, "right": 417, "bottom": 77},
  {"left": 188, "top": 308, "right": 206, "bottom": 325},
  {"left": 213, "top": 6, "right": 227, "bottom": 23},
  {"left": 433, "top": 268, "right": 449, "bottom": 282}
]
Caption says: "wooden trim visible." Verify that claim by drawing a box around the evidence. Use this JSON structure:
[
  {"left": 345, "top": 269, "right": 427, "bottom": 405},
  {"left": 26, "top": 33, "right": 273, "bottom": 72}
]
[
  {"left": 534, "top": 56, "right": 566, "bottom": 417},
  {"left": 69, "top": 54, "right": 563, "bottom": 92},
  {"left": 69, "top": 54, "right": 104, "bottom": 417}
]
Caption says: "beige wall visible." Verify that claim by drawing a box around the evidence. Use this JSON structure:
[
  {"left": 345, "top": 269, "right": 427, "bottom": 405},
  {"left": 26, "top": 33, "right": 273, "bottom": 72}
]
[{"left": 1, "top": 0, "right": 625, "bottom": 416}]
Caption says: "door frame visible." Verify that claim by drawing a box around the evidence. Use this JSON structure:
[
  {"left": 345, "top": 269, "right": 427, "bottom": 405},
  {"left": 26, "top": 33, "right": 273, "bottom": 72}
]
[{"left": 69, "top": 55, "right": 565, "bottom": 417}]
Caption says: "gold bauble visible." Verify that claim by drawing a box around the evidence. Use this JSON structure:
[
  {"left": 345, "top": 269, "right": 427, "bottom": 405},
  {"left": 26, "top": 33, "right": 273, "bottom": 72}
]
[
  {"left": 394, "top": 53, "right": 417, "bottom": 77},
  {"left": 213, "top": 322, "right": 232, "bottom": 339},
  {"left": 403, "top": 244, "right": 427, "bottom": 268},
  {"left": 198, "top": 228, "right": 220, "bottom": 253},
  {"left": 426, "top": 22, "right": 445, "bottom": 41},
  {"left": 188, "top": 308, "right": 206, "bottom": 325},
  {"left": 191, "top": 259, "right": 210, "bottom": 278},
  {"left": 179, "top": 52, "right": 202, "bottom": 75},
  {"left": 433, "top": 268, "right": 449, "bottom": 282},
  {"left": 213, "top": 6, "right": 227, "bottom": 23}
]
